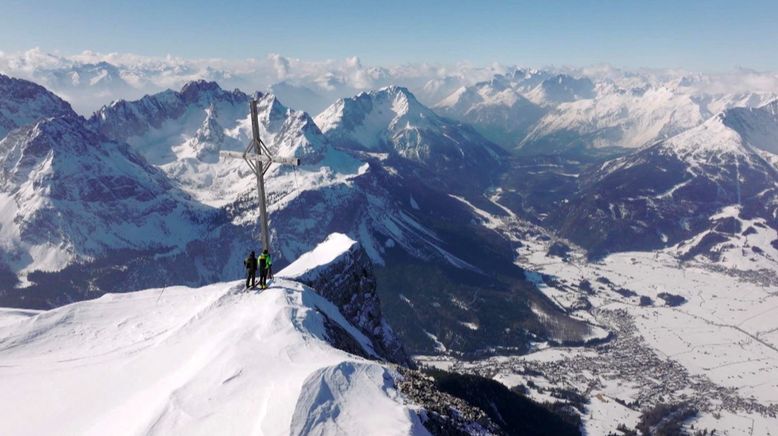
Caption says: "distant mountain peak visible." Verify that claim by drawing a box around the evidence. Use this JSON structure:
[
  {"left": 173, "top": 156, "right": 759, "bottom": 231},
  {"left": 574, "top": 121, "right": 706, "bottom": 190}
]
[
  {"left": 660, "top": 112, "right": 749, "bottom": 160},
  {"left": 377, "top": 84, "right": 413, "bottom": 97},
  {"left": 316, "top": 87, "right": 505, "bottom": 188},
  {"left": 181, "top": 79, "right": 222, "bottom": 95}
]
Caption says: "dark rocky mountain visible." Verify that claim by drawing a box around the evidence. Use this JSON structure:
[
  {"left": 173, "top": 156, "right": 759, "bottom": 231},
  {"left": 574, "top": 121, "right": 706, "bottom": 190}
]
[
  {"left": 89, "top": 79, "right": 250, "bottom": 153},
  {"left": 0, "top": 73, "right": 76, "bottom": 138}
]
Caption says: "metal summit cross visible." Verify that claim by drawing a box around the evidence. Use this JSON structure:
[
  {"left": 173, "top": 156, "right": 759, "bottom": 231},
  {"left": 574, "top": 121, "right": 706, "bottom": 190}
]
[{"left": 220, "top": 98, "right": 300, "bottom": 252}]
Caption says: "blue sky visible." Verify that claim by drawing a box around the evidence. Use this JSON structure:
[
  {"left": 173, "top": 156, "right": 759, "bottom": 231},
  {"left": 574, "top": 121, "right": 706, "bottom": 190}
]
[{"left": 3, "top": 0, "right": 778, "bottom": 71}]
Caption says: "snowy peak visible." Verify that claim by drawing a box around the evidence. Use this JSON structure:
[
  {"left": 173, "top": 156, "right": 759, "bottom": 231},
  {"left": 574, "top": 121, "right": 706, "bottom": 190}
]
[
  {"left": 179, "top": 79, "right": 249, "bottom": 109},
  {"left": 251, "top": 92, "right": 330, "bottom": 163},
  {"left": 315, "top": 85, "right": 435, "bottom": 147},
  {"left": 660, "top": 112, "right": 751, "bottom": 160},
  {"left": 436, "top": 68, "right": 777, "bottom": 155},
  {"left": 0, "top": 74, "right": 76, "bottom": 139},
  {"left": 315, "top": 85, "right": 505, "bottom": 179},
  {"left": 659, "top": 102, "right": 778, "bottom": 161},
  {"left": 181, "top": 104, "right": 226, "bottom": 161},
  {"left": 90, "top": 80, "right": 248, "bottom": 144},
  {"left": 556, "top": 108, "right": 778, "bottom": 256},
  {"left": 91, "top": 81, "right": 329, "bottom": 165},
  {"left": 434, "top": 74, "right": 547, "bottom": 147},
  {"left": 180, "top": 79, "right": 227, "bottom": 99},
  {"left": 87, "top": 79, "right": 350, "bottom": 209}
]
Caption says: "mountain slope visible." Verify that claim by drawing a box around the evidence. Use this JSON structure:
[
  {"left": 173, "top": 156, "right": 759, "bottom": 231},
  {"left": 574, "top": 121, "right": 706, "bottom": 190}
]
[
  {"left": 554, "top": 104, "right": 778, "bottom": 258},
  {"left": 1, "top": 78, "right": 601, "bottom": 358}
]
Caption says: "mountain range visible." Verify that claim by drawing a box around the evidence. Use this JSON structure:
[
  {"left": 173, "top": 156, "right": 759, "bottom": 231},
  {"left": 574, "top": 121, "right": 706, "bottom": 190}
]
[
  {"left": 1, "top": 74, "right": 602, "bottom": 357},
  {"left": 2, "top": 64, "right": 778, "bottom": 434},
  {"left": 434, "top": 68, "right": 777, "bottom": 159},
  {"left": 553, "top": 101, "right": 778, "bottom": 258},
  {"left": 1, "top": 70, "right": 777, "bottom": 351}
]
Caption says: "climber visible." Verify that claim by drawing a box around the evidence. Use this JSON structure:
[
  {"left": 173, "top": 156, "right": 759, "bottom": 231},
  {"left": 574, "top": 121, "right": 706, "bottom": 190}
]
[
  {"left": 244, "top": 251, "right": 258, "bottom": 288},
  {"left": 259, "top": 249, "right": 272, "bottom": 289}
]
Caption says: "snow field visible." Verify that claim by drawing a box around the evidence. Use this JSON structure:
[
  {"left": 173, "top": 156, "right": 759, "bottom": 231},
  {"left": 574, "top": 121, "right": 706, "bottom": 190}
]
[
  {"left": 508, "top": 233, "right": 778, "bottom": 433},
  {"left": 0, "top": 279, "right": 427, "bottom": 436}
]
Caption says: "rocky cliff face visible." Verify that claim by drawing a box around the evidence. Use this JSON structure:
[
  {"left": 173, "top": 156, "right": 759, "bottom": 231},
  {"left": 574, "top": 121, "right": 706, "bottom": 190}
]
[
  {"left": 0, "top": 73, "right": 76, "bottom": 139},
  {"left": 279, "top": 233, "right": 413, "bottom": 368}
]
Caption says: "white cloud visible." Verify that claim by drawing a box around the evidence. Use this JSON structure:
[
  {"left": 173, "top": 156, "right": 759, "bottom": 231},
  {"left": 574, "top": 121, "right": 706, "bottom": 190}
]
[{"left": 1, "top": 48, "right": 777, "bottom": 116}]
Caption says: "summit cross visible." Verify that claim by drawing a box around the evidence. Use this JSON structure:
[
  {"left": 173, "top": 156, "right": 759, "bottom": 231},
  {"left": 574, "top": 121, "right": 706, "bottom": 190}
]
[{"left": 220, "top": 98, "right": 300, "bottom": 252}]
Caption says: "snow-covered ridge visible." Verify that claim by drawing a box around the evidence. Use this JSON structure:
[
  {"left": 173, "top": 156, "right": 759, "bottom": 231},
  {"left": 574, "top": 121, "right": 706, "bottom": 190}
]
[
  {"left": 656, "top": 100, "right": 778, "bottom": 164},
  {"left": 0, "top": 278, "right": 429, "bottom": 435},
  {"left": 280, "top": 232, "right": 358, "bottom": 279},
  {"left": 0, "top": 234, "right": 434, "bottom": 434},
  {"left": 433, "top": 67, "right": 777, "bottom": 154},
  {"left": 661, "top": 112, "right": 751, "bottom": 159},
  {"left": 281, "top": 233, "right": 412, "bottom": 367},
  {"left": 315, "top": 85, "right": 439, "bottom": 150}
]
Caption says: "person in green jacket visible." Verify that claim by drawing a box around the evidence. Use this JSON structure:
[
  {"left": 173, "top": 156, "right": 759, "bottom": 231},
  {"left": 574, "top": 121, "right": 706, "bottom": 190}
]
[
  {"left": 258, "top": 249, "right": 272, "bottom": 289},
  {"left": 244, "top": 251, "right": 258, "bottom": 288}
]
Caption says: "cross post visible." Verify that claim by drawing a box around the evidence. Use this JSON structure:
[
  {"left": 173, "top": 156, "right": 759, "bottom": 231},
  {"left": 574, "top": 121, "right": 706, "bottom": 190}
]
[{"left": 220, "top": 98, "right": 301, "bottom": 253}]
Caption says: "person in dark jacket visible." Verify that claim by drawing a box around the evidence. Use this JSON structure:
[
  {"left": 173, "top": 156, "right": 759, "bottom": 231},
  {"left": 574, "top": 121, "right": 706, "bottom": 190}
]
[
  {"left": 244, "top": 251, "right": 258, "bottom": 288},
  {"left": 259, "top": 249, "right": 272, "bottom": 289}
]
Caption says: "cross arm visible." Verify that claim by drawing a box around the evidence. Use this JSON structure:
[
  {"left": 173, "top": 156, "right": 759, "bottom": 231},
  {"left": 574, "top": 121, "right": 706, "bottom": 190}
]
[
  {"left": 271, "top": 156, "right": 301, "bottom": 166},
  {"left": 219, "top": 150, "right": 300, "bottom": 167},
  {"left": 219, "top": 150, "right": 247, "bottom": 160}
]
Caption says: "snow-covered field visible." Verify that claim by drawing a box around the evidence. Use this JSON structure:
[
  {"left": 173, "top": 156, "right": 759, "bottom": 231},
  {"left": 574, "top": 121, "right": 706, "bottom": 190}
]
[
  {"left": 521, "top": 232, "right": 778, "bottom": 399},
  {"left": 511, "top": 231, "right": 778, "bottom": 434},
  {"left": 0, "top": 279, "right": 427, "bottom": 436},
  {"left": 415, "top": 195, "right": 778, "bottom": 434}
]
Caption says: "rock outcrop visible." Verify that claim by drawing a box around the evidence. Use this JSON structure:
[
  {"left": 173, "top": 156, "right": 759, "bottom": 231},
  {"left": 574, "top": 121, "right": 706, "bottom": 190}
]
[{"left": 279, "top": 233, "right": 413, "bottom": 368}]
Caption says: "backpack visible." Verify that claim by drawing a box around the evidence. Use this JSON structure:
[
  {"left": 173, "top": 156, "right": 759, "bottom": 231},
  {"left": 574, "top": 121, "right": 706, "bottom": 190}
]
[{"left": 245, "top": 256, "right": 257, "bottom": 271}]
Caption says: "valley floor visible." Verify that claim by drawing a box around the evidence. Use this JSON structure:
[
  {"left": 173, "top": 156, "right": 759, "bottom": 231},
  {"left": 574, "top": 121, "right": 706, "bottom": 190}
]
[{"left": 419, "top": 201, "right": 778, "bottom": 435}]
